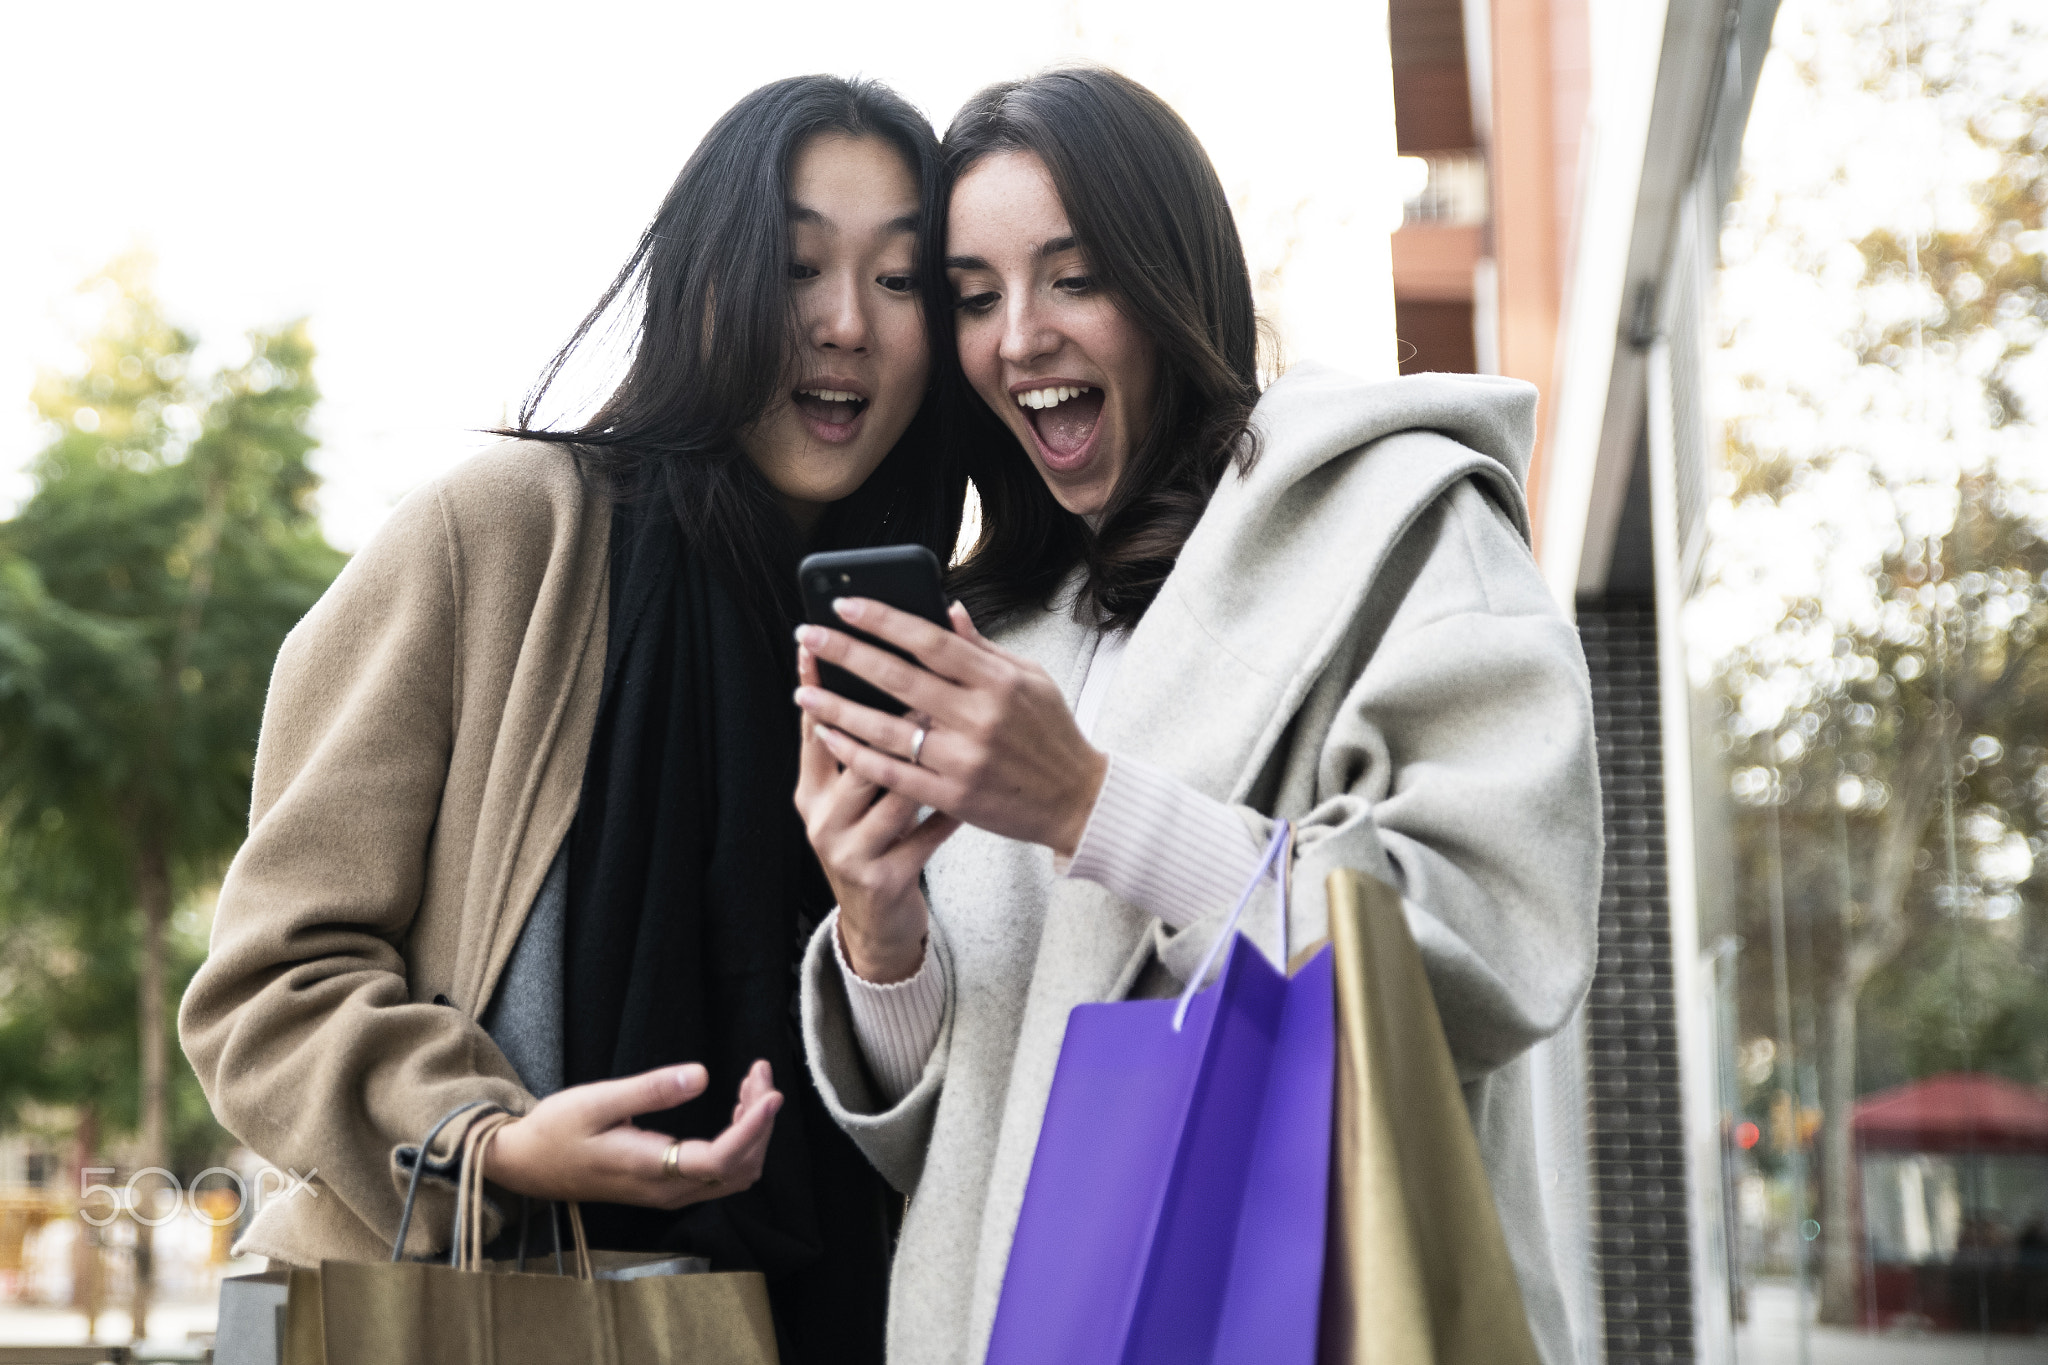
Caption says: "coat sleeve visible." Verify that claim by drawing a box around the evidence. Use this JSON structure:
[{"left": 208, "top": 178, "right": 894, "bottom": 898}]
[
  {"left": 177, "top": 480, "right": 531, "bottom": 1258},
  {"left": 800, "top": 911, "right": 956, "bottom": 1196},
  {"left": 1157, "top": 480, "right": 1603, "bottom": 1079},
  {"left": 826, "top": 910, "right": 948, "bottom": 1104}
]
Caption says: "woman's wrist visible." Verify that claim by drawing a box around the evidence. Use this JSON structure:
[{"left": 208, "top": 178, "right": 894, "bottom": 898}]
[
  {"left": 490, "top": 1109, "right": 583, "bottom": 1202},
  {"left": 838, "top": 906, "right": 928, "bottom": 985},
  {"left": 1049, "top": 747, "right": 1111, "bottom": 860}
]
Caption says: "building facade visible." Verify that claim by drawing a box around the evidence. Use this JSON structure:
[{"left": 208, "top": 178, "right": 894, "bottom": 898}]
[{"left": 1387, "top": 1, "right": 1783, "bottom": 1360}]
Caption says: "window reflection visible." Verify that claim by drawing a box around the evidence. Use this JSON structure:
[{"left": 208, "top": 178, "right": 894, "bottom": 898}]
[{"left": 1700, "top": 0, "right": 2048, "bottom": 1357}]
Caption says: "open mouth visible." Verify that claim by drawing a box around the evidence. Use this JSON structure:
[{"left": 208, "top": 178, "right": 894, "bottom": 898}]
[
  {"left": 1016, "top": 384, "right": 1104, "bottom": 470},
  {"left": 793, "top": 385, "right": 869, "bottom": 440}
]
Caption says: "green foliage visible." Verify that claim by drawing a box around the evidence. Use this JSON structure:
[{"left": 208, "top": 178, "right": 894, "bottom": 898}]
[
  {"left": 0, "top": 253, "right": 346, "bottom": 1166},
  {"left": 1860, "top": 922, "right": 2048, "bottom": 1088}
]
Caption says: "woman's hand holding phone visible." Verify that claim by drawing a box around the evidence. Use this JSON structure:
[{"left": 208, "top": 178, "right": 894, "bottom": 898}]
[
  {"left": 795, "top": 643, "right": 956, "bottom": 984},
  {"left": 793, "top": 598, "right": 1109, "bottom": 859}
]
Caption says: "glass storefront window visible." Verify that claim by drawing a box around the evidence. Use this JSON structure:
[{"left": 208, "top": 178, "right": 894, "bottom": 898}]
[{"left": 1695, "top": 0, "right": 2048, "bottom": 1358}]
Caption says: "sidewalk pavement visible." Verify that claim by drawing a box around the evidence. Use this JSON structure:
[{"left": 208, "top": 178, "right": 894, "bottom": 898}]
[{"left": 1736, "top": 1280, "right": 2048, "bottom": 1364}]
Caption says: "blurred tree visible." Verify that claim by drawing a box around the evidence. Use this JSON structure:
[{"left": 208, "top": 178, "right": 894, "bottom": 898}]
[
  {"left": 0, "top": 253, "right": 344, "bottom": 1339},
  {"left": 1708, "top": 0, "right": 2048, "bottom": 1326}
]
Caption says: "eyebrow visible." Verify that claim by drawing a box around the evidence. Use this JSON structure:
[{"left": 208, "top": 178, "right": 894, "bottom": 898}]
[
  {"left": 945, "top": 235, "right": 1080, "bottom": 271},
  {"left": 789, "top": 204, "right": 920, "bottom": 235}
]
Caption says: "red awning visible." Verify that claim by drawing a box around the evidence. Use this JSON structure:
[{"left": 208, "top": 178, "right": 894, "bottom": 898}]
[{"left": 1853, "top": 1072, "right": 2048, "bottom": 1155}]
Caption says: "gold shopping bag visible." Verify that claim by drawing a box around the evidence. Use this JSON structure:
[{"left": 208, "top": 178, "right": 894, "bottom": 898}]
[
  {"left": 281, "top": 1109, "right": 779, "bottom": 1365},
  {"left": 1319, "top": 869, "right": 1542, "bottom": 1365}
]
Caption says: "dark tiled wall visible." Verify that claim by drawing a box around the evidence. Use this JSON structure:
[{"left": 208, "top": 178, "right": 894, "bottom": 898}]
[{"left": 1579, "top": 596, "right": 1695, "bottom": 1364}]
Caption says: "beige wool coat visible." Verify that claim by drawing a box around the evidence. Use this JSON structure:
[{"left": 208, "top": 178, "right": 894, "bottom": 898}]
[{"left": 179, "top": 441, "right": 611, "bottom": 1265}]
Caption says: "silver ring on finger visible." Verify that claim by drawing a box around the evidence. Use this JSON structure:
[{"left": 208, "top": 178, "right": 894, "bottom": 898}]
[{"left": 909, "top": 724, "right": 930, "bottom": 767}]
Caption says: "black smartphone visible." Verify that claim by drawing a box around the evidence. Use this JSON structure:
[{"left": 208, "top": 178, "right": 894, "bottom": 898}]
[{"left": 798, "top": 545, "right": 952, "bottom": 717}]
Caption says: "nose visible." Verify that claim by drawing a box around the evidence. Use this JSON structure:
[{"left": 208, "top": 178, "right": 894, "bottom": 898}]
[
  {"left": 810, "top": 271, "right": 872, "bottom": 354},
  {"left": 997, "top": 291, "right": 1059, "bottom": 368}
]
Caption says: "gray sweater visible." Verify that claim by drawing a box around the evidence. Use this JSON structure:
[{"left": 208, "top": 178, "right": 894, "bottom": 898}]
[{"left": 801, "top": 365, "right": 1602, "bottom": 1365}]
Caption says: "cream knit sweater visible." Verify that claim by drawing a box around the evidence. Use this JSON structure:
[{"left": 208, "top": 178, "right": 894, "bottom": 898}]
[{"left": 833, "top": 630, "right": 1264, "bottom": 1101}]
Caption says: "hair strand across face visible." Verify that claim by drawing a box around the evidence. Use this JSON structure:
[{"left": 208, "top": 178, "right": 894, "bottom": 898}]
[{"left": 498, "top": 75, "right": 966, "bottom": 639}]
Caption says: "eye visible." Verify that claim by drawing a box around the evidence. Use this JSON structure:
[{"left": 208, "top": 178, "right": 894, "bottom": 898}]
[
  {"left": 1054, "top": 275, "right": 1094, "bottom": 295},
  {"left": 954, "top": 290, "right": 998, "bottom": 314},
  {"left": 789, "top": 263, "right": 820, "bottom": 281},
  {"left": 877, "top": 274, "right": 917, "bottom": 294}
]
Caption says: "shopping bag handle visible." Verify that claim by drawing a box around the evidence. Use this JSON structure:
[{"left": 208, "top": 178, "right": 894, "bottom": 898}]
[
  {"left": 392, "top": 1099, "right": 492, "bottom": 1263},
  {"left": 1173, "top": 819, "right": 1291, "bottom": 1032},
  {"left": 391, "top": 1100, "right": 595, "bottom": 1276},
  {"left": 457, "top": 1112, "right": 517, "bottom": 1269},
  {"left": 515, "top": 1195, "right": 569, "bottom": 1276},
  {"left": 459, "top": 1116, "right": 593, "bottom": 1279}
]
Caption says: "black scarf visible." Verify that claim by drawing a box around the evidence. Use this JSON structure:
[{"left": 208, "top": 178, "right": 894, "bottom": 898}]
[{"left": 562, "top": 498, "right": 894, "bottom": 1365}]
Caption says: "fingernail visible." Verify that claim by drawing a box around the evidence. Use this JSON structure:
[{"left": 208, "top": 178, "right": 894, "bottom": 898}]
[
  {"left": 796, "top": 624, "right": 822, "bottom": 648},
  {"left": 794, "top": 686, "right": 821, "bottom": 708},
  {"left": 833, "top": 597, "right": 862, "bottom": 622}
]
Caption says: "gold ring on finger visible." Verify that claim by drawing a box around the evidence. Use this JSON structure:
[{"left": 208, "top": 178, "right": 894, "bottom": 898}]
[{"left": 662, "top": 1141, "right": 682, "bottom": 1179}]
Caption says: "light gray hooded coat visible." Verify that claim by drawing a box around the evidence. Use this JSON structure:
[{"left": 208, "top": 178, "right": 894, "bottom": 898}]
[{"left": 801, "top": 365, "right": 1602, "bottom": 1365}]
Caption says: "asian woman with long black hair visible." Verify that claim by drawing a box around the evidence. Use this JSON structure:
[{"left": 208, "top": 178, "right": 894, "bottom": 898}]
[{"left": 181, "top": 75, "right": 963, "bottom": 1365}]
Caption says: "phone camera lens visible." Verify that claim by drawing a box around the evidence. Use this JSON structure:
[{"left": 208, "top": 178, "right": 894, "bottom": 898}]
[{"left": 811, "top": 574, "right": 831, "bottom": 594}]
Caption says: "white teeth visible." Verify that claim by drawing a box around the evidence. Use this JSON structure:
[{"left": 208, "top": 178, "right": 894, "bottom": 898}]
[
  {"left": 800, "top": 388, "right": 862, "bottom": 403},
  {"left": 1015, "top": 385, "right": 1093, "bottom": 409}
]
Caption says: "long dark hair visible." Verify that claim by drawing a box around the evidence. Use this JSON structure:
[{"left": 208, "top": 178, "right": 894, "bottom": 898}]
[
  {"left": 502, "top": 76, "right": 964, "bottom": 627},
  {"left": 943, "top": 68, "right": 1262, "bottom": 632}
]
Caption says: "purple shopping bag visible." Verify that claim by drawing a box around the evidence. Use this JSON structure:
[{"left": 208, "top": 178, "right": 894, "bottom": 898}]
[{"left": 986, "top": 823, "right": 1335, "bottom": 1365}]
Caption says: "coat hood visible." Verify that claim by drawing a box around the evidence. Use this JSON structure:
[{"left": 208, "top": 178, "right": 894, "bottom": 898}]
[
  {"left": 1239, "top": 362, "right": 1538, "bottom": 541},
  {"left": 1094, "top": 361, "right": 1544, "bottom": 807}
]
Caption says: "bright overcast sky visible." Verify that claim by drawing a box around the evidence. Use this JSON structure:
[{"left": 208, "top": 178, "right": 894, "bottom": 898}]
[{"left": 0, "top": 0, "right": 1399, "bottom": 550}]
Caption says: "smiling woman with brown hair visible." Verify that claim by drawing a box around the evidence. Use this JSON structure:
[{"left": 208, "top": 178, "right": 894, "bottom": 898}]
[
  {"left": 178, "top": 74, "right": 964, "bottom": 1365},
  {"left": 791, "top": 67, "right": 1603, "bottom": 1365}
]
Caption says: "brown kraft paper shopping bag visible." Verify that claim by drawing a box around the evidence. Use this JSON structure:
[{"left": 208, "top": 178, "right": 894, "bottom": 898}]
[
  {"left": 1318, "top": 868, "right": 1544, "bottom": 1365},
  {"left": 280, "top": 1108, "right": 779, "bottom": 1365}
]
